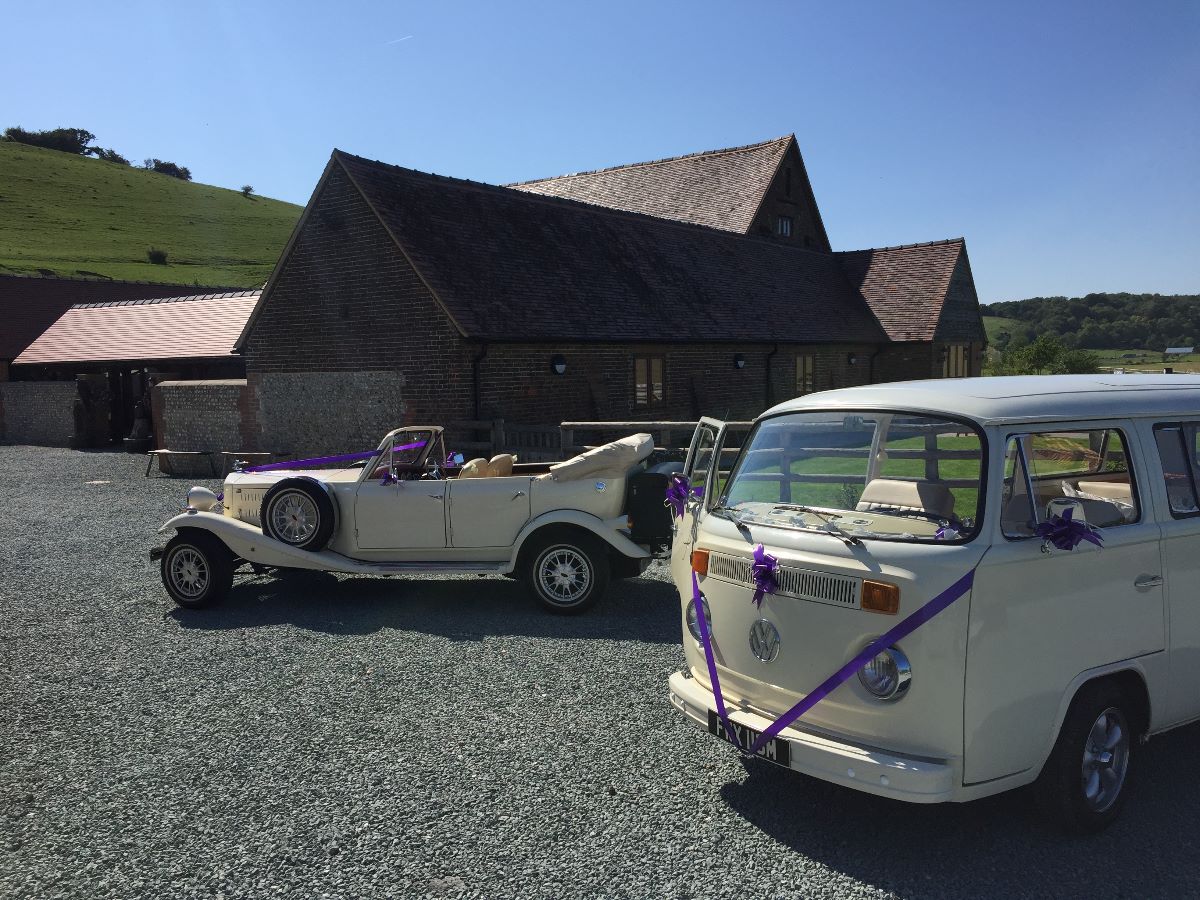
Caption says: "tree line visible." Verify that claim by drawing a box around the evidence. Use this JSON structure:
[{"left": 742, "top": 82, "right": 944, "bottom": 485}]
[
  {"left": 983, "top": 293, "right": 1200, "bottom": 351},
  {"left": 3, "top": 125, "right": 192, "bottom": 181}
]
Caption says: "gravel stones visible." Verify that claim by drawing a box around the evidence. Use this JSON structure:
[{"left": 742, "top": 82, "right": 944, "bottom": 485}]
[{"left": 0, "top": 446, "right": 1196, "bottom": 898}]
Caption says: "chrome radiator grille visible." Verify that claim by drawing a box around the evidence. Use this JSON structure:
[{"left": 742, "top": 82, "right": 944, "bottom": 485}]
[{"left": 707, "top": 551, "right": 860, "bottom": 609}]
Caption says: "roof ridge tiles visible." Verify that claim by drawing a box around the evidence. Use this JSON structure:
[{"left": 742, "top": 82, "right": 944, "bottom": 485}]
[
  {"left": 68, "top": 289, "right": 261, "bottom": 310},
  {"left": 503, "top": 135, "right": 793, "bottom": 186},
  {"left": 835, "top": 237, "right": 965, "bottom": 255},
  {"left": 0, "top": 272, "right": 242, "bottom": 290}
]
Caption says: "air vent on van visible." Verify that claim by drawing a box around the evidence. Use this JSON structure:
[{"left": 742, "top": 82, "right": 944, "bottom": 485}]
[{"left": 706, "top": 551, "right": 860, "bottom": 608}]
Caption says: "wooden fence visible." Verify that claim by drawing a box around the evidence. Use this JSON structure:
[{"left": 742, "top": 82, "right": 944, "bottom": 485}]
[{"left": 443, "top": 419, "right": 754, "bottom": 461}]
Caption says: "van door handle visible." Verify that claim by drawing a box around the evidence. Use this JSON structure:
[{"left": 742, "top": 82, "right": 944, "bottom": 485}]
[
  {"left": 428, "top": 494, "right": 444, "bottom": 500},
  {"left": 511, "top": 491, "right": 527, "bottom": 500},
  {"left": 1134, "top": 575, "right": 1163, "bottom": 589}
]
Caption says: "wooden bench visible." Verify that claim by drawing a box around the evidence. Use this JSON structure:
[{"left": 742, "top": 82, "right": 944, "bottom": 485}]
[{"left": 144, "top": 450, "right": 217, "bottom": 478}]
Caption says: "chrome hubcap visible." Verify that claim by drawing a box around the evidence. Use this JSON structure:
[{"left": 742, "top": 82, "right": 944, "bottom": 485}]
[
  {"left": 1081, "top": 707, "right": 1130, "bottom": 812},
  {"left": 537, "top": 547, "right": 591, "bottom": 604},
  {"left": 169, "top": 547, "right": 209, "bottom": 598},
  {"left": 270, "top": 491, "right": 319, "bottom": 543}
]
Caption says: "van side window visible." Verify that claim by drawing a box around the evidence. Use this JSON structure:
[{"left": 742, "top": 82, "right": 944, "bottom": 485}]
[
  {"left": 1002, "top": 429, "right": 1140, "bottom": 540},
  {"left": 1152, "top": 424, "right": 1200, "bottom": 516}
]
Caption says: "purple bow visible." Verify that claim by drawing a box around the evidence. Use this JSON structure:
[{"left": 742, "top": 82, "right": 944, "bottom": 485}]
[
  {"left": 750, "top": 544, "right": 778, "bottom": 608},
  {"left": 1035, "top": 506, "right": 1104, "bottom": 551},
  {"left": 665, "top": 474, "right": 703, "bottom": 519}
]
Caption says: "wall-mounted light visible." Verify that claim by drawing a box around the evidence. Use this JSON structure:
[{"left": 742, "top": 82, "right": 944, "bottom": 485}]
[
  {"left": 847, "top": 353, "right": 858, "bottom": 366},
  {"left": 550, "top": 354, "right": 567, "bottom": 376},
  {"left": 733, "top": 353, "right": 746, "bottom": 370}
]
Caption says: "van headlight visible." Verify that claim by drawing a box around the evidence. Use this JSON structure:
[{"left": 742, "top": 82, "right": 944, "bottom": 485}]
[
  {"left": 685, "top": 594, "right": 711, "bottom": 641},
  {"left": 857, "top": 646, "right": 912, "bottom": 700}
]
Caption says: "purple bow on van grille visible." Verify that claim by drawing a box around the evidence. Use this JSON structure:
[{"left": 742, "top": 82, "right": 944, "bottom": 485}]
[
  {"left": 665, "top": 475, "right": 703, "bottom": 519},
  {"left": 750, "top": 544, "right": 778, "bottom": 608},
  {"left": 1035, "top": 506, "right": 1104, "bottom": 551}
]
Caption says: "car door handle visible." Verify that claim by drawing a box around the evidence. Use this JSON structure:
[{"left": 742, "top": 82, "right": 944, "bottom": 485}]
[
  {"left": 428, "top": 494, "right": 444, "bottom": 500},
  {"left": 1134, "top": 575, "right": 1163, "bottom": 589},
  {"left": 511, "top": 491, "right": 527, "bottom": 500}
]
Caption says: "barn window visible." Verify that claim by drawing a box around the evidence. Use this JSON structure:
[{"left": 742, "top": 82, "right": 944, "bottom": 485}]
[
  {"left": 777, "top": 216, "right": 793, "bottom": 237},
  {"left": 795, "top": 354, "right": 815, "bottom": 395},
  {"left": 634, "top": 356, "right": 665, "bottom": 407},
  {"left": 943, "top": 344, "right": 970, "bottom": 378}
]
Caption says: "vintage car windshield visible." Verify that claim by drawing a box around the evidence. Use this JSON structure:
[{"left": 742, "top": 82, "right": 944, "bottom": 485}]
[{"left": 718, "top": 411, "right": 985, "bottom": 543}]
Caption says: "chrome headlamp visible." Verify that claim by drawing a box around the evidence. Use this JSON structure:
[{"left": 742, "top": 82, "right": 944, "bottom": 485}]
[{"left": 857, "top": 646, "right": 912, "bottom": 700}]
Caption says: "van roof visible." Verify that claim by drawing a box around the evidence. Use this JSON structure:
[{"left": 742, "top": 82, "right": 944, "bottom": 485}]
[{"left": 769, "top": 375, "right": 1200, "bottom": 426}]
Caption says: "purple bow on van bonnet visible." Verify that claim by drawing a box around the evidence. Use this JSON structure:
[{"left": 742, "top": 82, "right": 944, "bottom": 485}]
[
  {"left": 750, "top": 544, "right": 778, "bottom": 608},
  {"left": 1035, "top": 506, "right": 1104, "bottom": 551},
  {"left": 665, "top": 475, "right": 703, "bottom": 519}
]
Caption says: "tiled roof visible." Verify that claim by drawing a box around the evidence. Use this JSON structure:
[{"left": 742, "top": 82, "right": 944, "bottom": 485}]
[
  {"left": 0, "top": 274, "right": 230, "bottom": 361},
  {"left": 835, "top": 240, "right": 966, "bottom": 341},
  {"left": 334, "top": 152, "right": 889, "bottom": 345},
  {"left": 13, "top": 291, "right": 260, "bottom": 366},
  {"left": 506, "top": 137, "right": 792, "bottom": 233}
]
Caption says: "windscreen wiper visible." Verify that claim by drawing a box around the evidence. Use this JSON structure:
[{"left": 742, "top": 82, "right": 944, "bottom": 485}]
[{"left": 770, "top": 504, "right": 863, "bottom": 546}]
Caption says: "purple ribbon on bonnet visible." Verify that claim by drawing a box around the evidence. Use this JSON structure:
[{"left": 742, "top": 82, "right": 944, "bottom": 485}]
[
  {"left": 750, "top": 544, "right": 778, "bottom": 608},
  {"left": 665, "top": 475, "right": 703, "bottom": 519},
  {"left": 242, "top": 440, "right": 427, "bottom": 474},
  {"left": 1035, "top": 506, "right": 1104, "bottom": 551}
]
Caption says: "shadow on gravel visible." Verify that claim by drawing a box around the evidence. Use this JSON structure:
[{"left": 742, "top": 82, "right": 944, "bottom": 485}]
[
  {"left": 719, "top": 721, "right": 1200, "bottom": 897},
  {"left": 167, "top": 570, "right": 681, "bottom": 643}
]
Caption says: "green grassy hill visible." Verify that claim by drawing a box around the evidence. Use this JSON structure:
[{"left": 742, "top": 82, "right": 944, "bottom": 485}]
[{"left": 0, "top": 142, "right": 301, "bottom": 287}]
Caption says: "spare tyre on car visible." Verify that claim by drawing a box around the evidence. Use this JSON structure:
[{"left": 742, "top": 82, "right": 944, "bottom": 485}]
[{"left": 259, "top": 478, "right": 336, "bottom": 551}]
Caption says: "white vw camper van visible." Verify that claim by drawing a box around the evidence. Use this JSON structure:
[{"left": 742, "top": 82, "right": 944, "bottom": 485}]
[{"left": 669, "top": 375, "right": 1200, "bottom": 831}]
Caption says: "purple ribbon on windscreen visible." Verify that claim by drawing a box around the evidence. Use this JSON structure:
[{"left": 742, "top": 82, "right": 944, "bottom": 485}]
[
  {"left": 693, "top": 566, "right": 976, "bottom": 758},
  {"left": 242, "top": 440, "right": 427, "bottom": 473}
]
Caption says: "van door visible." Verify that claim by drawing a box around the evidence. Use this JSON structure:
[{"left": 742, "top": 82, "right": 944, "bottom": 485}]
[
  {"left": 965, "top": 425, "right": 1165, "bottom": 784},
  {"left": 1149, "top": 422, "right": 1200, "bottom": 725},
  {"left": 670, "top": 419, "right": 724, "bottom": 579}
]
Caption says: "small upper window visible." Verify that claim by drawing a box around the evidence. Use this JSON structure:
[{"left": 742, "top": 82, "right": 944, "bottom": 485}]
[
  {"left": 634, "top": 355, "right": 664, "bottom": 408},
  {"left": 777, "top": 216, "right": 793, "bottom": 237}
]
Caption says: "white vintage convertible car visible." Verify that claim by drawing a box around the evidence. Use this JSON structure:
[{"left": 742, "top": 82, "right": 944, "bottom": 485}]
[{"left": 153, "top": 426, "right": 675, "bottom": 613}]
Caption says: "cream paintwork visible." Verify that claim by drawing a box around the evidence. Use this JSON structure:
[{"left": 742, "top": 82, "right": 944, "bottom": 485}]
[
  {"left": 160, "top": 425, "right": 652, "bottom": 575},
  {"left": 671, "top": 376, "right": 1200, "bottom": 805}
]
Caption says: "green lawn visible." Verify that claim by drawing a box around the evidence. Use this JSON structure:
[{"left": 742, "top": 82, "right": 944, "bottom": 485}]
[
  {"left": 1091, "top": 348, "right": 1200, "bottom": 373},
  {"left": 0, "top": 142, "right": 301, "bottom": 287}
]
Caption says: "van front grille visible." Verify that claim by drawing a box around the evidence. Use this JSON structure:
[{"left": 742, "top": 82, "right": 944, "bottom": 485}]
[{"left": 706, "top": 551, "right": 860, "bottom": 609}]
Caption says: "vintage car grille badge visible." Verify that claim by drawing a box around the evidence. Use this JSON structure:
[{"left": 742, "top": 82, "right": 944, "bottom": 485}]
[{"left": 749, "top": 619, "right": 781, "bottom": 663}]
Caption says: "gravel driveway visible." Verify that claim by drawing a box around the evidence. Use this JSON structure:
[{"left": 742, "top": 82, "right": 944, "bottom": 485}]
[{"left": 1, "top": 446, "right": 1195, "bottom": 899}]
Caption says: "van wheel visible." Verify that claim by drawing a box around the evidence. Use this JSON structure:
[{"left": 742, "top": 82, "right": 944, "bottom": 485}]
[
  {"left": 260, "top": 479, "right": 335, "bottom": 551},
  {"left": 1034, "top": 681, "right": 1136, "bottom": 833},
  {"left": 522, "top": 529, "right": 609, "bottom": 614},
  {"left": 161, "top": 532, "right": 233, "bottom": 609}
]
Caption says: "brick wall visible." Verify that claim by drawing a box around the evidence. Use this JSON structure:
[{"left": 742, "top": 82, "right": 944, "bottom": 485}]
[
  {"left": 874, "top": 343, "right": 937, "bottom": 383},
  {"left": 241, "top": 165, "right": 474, "bottom": 429},
  {"left": 0, "top": 382, "right": 77, "bottom": 446},
  {"left": 936, "top": 252, "right": 986, "bottom": 343},
  {"left": 153, "top": 380, "right": 246, "bottom": 452}
]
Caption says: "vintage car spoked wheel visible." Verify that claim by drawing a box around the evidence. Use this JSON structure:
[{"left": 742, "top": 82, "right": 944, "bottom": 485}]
[
  {"left": 1035, "top": 680, "right": 1138, "bottom": 833},
  {"left": 260, "top": 479, "right": 335, "bottom": 551},
  {"left": 523, "top": 530, "right": 610, "bottom": 614},
  {"left": 161, "top": 532, "right": 233, "bottom": 609}
]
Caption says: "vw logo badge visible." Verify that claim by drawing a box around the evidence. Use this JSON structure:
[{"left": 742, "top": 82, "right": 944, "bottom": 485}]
[{"left": 748, "top": 619, "right": 781, "bottom": 663}]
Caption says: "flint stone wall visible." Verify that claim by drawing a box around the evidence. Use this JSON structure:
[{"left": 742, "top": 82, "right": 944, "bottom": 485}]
[
  {"left": 250, "top": 371, "right": 408, "bottom": 457},
  {"left": 0, "top": 382, "right": 77, "bottom": 446},
  {"left": 154, "top": 380, "right": 246, "bottom": 453}
]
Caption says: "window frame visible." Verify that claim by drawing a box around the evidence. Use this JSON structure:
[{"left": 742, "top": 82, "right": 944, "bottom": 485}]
[
  {"left": 777, "top": 215, "right": 793, "bottom": 237},
  {"left": 795, "top": 353, "right": 815, "bottom": 396},
  {"left": 1152, "top": 422, "right": 1200, "bottom": 519},
  {"left": 633, "top": 354, "right": 665, "bottom": 409},
  {"left": 943, "top": 343, "right": 970, "bottom": 378},
  {"left": 1001, "top": 426, "right": 1142, "bottom": 541}
]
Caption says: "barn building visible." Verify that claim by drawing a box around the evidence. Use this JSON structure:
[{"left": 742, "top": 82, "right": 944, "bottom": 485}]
[{"left": 227, "top": 137, "right": 985, "bottom": 454}]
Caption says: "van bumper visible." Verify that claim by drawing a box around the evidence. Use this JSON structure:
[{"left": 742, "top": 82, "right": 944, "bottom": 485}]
[{"left": 668, "top": 671, "right": 959, "bottom": 804}]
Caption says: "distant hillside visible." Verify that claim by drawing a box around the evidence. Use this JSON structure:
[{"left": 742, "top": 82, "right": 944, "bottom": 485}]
[
  {"left": 0, "top": 142, "right": 301, "bottom": 287},
  {"left": 982, "top": 293, "right": 1200, "bottom": 351}
]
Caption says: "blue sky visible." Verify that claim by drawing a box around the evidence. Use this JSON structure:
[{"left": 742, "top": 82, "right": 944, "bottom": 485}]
[{"left": 4, "top": 0, "right": 1198, "bottom": 302}]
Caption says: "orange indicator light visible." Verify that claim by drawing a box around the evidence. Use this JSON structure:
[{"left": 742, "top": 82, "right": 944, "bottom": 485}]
[
  {"left": 691, "top": 548, "right": 710, "bottom": 576},
  {"left": 861, "top": 580, "right": 900, "bottom": 615}
]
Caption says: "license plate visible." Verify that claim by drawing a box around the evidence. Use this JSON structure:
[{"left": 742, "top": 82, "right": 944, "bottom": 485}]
[{"left": 707, "top": 710, "right": 791, "bottom": 767}]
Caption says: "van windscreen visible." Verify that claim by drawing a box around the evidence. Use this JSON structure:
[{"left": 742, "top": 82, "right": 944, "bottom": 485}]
[{"left": 718, "top": 412, "right": 985, "bottom": 543}]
